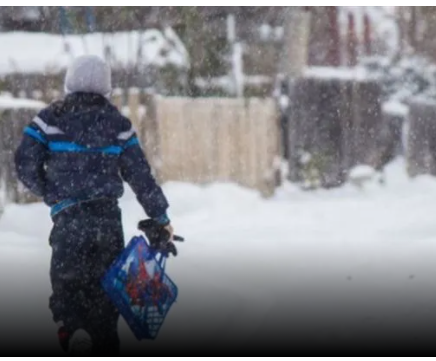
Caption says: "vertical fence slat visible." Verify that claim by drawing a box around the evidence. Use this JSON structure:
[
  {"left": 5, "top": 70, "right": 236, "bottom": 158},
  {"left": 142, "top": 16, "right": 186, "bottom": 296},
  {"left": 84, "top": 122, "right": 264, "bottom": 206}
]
[
  {"left": 112, "top": 88, "right": 124, "bottom": 110},
  {"left": 198, "top": 99, "right": 215, "bottom": 183},
  {"left": 231, "top": 100, "right": 243, "bottom": 184},
  {"left": 246, "top": 99, "right": 260, "bottom": 189},
  {"left": 216, "top": 100, "right": 233, "bottom": 182},
  {"left": 127, "top": 88, "right": 141, "bottom": 136}
]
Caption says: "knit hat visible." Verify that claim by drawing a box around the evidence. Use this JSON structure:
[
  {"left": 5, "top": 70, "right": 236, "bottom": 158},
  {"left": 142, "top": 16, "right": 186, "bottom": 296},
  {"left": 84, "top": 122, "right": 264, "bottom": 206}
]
[{"left": 64, "top": 55, "right": 112, "bottom": 97}]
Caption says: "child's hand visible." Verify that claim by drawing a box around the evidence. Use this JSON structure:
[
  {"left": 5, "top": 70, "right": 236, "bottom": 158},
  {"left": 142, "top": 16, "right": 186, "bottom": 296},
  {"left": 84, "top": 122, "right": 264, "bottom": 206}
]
[
  {"left": 138, "top": 219, "right": 178, "bottom": 256},
  {"left": 164, "top": 224, "right": 174, "bottom": 241}
]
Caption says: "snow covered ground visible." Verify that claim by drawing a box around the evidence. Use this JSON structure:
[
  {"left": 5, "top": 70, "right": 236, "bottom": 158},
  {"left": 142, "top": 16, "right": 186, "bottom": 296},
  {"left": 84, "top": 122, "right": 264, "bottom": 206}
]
[{"left": 1, "top": 158, "right": 436, "bottom": 353}]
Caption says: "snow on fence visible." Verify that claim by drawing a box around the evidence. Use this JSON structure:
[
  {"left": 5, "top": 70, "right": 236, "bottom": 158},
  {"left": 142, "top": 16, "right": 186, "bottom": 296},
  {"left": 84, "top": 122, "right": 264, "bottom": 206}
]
[{"left": 0, "top": 90, "right": 280, "bottom": 208}]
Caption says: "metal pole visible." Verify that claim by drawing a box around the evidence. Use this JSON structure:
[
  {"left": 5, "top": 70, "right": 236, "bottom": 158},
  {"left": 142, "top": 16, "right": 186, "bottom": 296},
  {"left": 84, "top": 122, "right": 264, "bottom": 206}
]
[{"left": 227, "top": 13, "right": 244, "bottom": 97}]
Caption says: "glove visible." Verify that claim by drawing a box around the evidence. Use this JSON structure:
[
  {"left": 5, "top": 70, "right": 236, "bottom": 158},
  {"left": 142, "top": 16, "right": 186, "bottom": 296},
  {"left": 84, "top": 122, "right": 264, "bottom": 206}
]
[{"left": 138, "top": 219, "right": 179, "bottom": 257}]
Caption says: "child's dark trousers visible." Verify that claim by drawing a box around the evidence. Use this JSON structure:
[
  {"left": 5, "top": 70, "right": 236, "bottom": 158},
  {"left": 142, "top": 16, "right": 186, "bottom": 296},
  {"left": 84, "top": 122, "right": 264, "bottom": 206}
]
[{"left": 48, "top": 199, "right": 124, "bottom": 355}]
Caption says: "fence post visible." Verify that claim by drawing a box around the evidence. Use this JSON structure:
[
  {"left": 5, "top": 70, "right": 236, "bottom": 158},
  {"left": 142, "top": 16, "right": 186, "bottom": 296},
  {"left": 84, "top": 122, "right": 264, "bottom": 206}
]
[
  {"left": 127, "top": 88, "right": 141, "bottom": 135},
  {"left": 406, "top": 99, "right": 436, "bottom": 177},
  {"left": 143, "top": 92, "right": 162, "bottom": 182},
  {"left": 215, "top": 99, "right": 233, "bottom": 182},
  {"left": 282, "top": 8, "right": 312, "bottom": 182},
  {"left": 112, "top": 88, "right": 124, "bottom": 110}
]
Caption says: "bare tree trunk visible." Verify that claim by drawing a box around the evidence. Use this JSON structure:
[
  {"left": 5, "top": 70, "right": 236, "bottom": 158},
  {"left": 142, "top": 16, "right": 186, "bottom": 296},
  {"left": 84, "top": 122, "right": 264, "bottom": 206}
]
[
  {"left": 346, "top": 12, "right": 358, "bottom": 67},
  {"left": 409, "top": 6, "right": 417, "bottom": 50},
  {"left": 396, "top": 6, "right": 415, "bottom": 57},
  {"left": 327, "top": 6, "right": 341, "bottom": 67},
  {"left": 363, "top": 13, "right": 372, "bottom": 56}
]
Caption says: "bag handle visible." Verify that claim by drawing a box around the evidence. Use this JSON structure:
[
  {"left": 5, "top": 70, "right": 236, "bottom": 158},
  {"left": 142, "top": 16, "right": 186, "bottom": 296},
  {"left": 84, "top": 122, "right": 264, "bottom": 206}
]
[
  {"left": 157, "top": 253, "right": 167, "bottom": 269},
  {"left": 154, "top": 252, "right": 166, "bottom": 283}
]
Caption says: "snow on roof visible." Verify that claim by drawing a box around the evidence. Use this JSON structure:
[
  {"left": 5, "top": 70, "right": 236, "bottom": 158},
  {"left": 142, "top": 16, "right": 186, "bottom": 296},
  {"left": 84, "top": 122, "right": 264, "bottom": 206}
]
[
  {"left": 408, "top": 95, "right": 436, "bottom": 108},
  {"left": 304, "top": 66, "right": 377, "bottom": 82},
  {"left": 0, "top": 29, "right": 189, "bottom": 76},
  {"left": 382, "top": 101, "right": 409, "bottom": 117},
  {"left": 0, "top": 95, "right": 46, "bottom": 110}
]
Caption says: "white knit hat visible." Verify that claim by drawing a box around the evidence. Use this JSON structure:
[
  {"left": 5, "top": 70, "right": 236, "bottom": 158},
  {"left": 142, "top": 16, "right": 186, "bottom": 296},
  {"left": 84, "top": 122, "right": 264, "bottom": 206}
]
[{"left": 64, "top": 55, "right": 112, "bottom": 97}]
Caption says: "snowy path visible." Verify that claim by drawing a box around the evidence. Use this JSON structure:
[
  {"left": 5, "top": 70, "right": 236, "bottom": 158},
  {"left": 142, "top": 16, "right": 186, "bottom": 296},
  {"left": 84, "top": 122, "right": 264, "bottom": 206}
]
[{"left": 1, "top": 159, "right": 436, "bottom": 353}]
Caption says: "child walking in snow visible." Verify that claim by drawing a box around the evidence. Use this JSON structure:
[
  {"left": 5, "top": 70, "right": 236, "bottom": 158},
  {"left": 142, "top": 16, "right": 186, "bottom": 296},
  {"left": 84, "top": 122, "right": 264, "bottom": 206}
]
[{"left": 14, "top": 55, "right": 174, "bottom": 355}]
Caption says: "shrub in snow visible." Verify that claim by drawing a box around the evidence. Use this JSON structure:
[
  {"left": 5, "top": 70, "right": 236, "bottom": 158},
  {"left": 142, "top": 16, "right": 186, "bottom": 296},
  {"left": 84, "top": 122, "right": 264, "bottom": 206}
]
[
  {"left": 297, "top": 151, "right": 326, "bottom": 190},
  {"left": 359, "top": 55, "right": 436, "bottom": 103}
]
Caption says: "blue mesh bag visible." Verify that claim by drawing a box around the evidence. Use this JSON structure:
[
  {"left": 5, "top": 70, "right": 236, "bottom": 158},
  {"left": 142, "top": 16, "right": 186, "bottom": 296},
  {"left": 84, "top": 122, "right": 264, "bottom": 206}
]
[{"left": 102, "top": 235, "right": 178, "bottom": 340}]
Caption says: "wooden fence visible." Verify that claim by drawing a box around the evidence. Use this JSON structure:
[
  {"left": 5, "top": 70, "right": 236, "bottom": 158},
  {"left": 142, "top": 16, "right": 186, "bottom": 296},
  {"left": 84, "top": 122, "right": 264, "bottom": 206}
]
[
  {"left": 0, "top": 98, "right": 46, "bottom": 206},
  {"left": 0, "top": 91, "right": 281, "bottom": 206},
  {"left": 286, "top": 71, "right": 385, "bottom": 188},
  {"left": 406, "top": 98, "right": 436, "bottom": 177},
  {"left": 115, "top": 92, "right": 280, "bottom": 197},
  {"left": 148, "top": 96, "right": 280, "bottom": 196}
]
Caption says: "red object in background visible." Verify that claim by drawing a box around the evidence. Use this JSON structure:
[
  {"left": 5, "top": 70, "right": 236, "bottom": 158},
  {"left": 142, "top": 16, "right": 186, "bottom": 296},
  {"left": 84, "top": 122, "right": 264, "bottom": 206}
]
[
  {"left": 327, "top": 6, "right": 341, "bottom": 67},
  {"left": 347, "top": 12, "right": 358, "bottom": 67},
  {"left": 363, "top": 13, "right": 372, "bottom": 56}
]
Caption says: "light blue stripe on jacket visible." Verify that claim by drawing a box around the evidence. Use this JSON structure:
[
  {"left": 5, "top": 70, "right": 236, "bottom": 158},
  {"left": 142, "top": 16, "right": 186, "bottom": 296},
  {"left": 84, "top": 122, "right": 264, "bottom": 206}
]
[
  {"left": 24, "top": 127, "right": 47, "bottom": 145},
  {"left": 48, "top": 142, "right": 123, "bottom": 155}
]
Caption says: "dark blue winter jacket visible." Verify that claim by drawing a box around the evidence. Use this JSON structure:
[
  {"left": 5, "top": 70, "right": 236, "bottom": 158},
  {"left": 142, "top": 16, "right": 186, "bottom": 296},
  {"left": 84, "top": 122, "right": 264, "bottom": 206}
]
[{"left": 14, "top": 92, "right": 170, "bottom": 224}]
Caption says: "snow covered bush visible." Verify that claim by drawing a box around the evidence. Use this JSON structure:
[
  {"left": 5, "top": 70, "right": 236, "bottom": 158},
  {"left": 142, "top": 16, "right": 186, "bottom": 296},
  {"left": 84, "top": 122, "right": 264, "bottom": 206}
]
[
  {"left": 359, "top": 55, "right": 436, "bottom": 102},
  {"left": 0, "top": 30, "right": 190, "bottom": 96}
]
